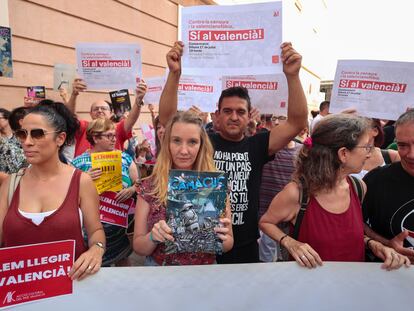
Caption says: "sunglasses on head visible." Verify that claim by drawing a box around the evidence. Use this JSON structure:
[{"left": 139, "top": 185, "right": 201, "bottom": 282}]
[{"left": 15, "top": 128, "right": 60, "bottom": 141}]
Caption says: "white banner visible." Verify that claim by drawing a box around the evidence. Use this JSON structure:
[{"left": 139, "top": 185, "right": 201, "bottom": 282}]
[
  {"left": 222, "top": 74, "right": 288, "bottom": 115},
  {"left": 144, "top": 76, "right": 166, "bottom": 105},
  {"left": 178, "top": 75, "right": 221, "bottom": 112},
  {"left": 330, "top": 60, "right": 414, "bottom": 120},
  {"left": 76, "top": 43, "right": 141, "bottom": 91},
  {"left": 11, "top": 262, "right": 414, "bottom": 311},
  {"left": 180, "top": 1, "right": 283, "bottom": 76}
]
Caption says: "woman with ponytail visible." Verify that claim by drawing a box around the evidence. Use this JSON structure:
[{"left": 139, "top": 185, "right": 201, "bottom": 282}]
[{"left": 0, "top": 101, "right": 105, "bottom": 280}]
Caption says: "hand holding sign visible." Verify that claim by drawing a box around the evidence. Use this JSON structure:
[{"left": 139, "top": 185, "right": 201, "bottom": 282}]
[
  {"left": 281, "top": 42, "right": 302, "bottom": 77},
  {"left": 68, "top": 244, "right": 103, "bottom": 281},
  {"left": 389, "top": 230, "right": 414, "bottom": 263},
  {"left": 167, "top": 41, "right": 184, "bottom": 74}
]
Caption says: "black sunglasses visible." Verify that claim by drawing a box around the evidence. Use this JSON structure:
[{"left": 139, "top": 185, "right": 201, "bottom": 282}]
[{"left": 15, "top": 128, "right": 60, "bottom": 141}]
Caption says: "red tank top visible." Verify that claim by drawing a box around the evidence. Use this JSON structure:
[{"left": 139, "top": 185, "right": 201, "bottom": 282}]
[
  {"left": 2, "top": 169, "right": 87, "bottom": 260},
  {"left": 297, "top": 177, "right": 365, "bottom": 262}
]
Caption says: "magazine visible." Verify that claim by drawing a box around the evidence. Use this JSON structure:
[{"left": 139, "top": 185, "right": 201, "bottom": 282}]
[
  {"left": 91, "top": 151, "right": 123, "bottom": 194},
  {"left": 165, "top": 170, "right": 228, "bottom": 255},
  {"left": 109, "top": 89, "right": 131, "bottom": 118}
]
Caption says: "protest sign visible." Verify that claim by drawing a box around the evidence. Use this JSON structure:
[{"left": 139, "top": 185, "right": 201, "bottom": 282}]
[
  {"left": 53, "top": 64, "right": 77, "bottom": 93},
  {"left": 76, "top": 43, "right": 141, "bottom": 90},
  {"left": 222, "top": 74, "right": 288, "bottom": 115},
  {"left": 0, "top": 26, "right": 13, "bottom": 78},
  {"left": 178, "top": 75, "right": 221, "bottom": 112},
  {"left": 330, "top": 60, "right": 414, "bottom": 120},
  {"left": 98, "top": 192, "right": 134, "bottom": 228},
  {"left": 180, "top": 2, "right": 282, "bottom": 75},
  {"left": 26, "top": 86, "right": 45, "bottom": 100},
  {"left": 144, "top": 76, "right": 166, "bottom": 105},
  {"left": 91, "top": 151, "right": 122, "bottom": 194},
  {"left": 140, "top": 124, "right": 156, "bottom": 156},
  {"left": 0, "top": 240, "right": 74, "bottom": 309},
  {"left": 109, "top": 89, "right": 131, "bottom": 118}
]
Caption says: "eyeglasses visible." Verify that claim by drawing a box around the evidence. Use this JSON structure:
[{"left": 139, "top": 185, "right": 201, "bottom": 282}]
[
  {"left": 15, "top": 128, "right": 60, "bottom": 141},
  {"left": 91, "top": 106, "right": 110, "bottom": 112},
  {"left": 95, "top": 133, "right": 116, "bottom": 140},
  {"left": 272, "top": 116, "right": 287, "bottom": 121},
  {"left": 354, "top": 144, "right": 375, "bottom": 153}
]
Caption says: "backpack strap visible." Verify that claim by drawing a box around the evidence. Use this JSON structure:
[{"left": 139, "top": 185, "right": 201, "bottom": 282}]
[
  {"left": 380, "top": 149, "right": 392, "bottom": 164},
  {"left": 292, "top": 176, "right": 309, "bottom": 240},
  {"left": 7, "top": 168, "right": 25, "bottom": 207},
  {"left": 349, "top": 175, "right": 365, "bottom": 203}
]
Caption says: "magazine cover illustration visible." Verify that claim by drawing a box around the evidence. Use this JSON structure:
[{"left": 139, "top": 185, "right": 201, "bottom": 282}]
[{"left": 165, "top": 170, "right": 228, "bottom": 255}]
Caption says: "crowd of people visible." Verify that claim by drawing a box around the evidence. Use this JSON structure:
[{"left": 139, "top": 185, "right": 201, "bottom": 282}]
[{"left": 0, "top": 40, "right": 413, "bottom": 280}]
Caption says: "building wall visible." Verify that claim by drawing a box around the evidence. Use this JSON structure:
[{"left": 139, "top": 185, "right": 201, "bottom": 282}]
[{"left": 0, "top": 0, "right": 212, "bottom": 132}]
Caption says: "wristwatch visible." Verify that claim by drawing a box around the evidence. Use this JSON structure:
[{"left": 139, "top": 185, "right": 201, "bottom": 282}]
[
  {"left": 95, "top": 242, "right": 106, "bottom": 252},
  {"left": 136, "top": 99, "right": 144, "bottom": 107}
]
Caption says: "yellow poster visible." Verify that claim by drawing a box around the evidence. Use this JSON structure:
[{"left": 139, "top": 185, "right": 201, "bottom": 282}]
[{"left": 91, "top": 151, "right": 122, "bottom": 194}]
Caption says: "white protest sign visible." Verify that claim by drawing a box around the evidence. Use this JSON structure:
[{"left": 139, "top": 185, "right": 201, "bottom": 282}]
[
  {"left": 144, "top": 76, "right": 166, "bottom": 105},
  {"left": 330, "top": 60, "right": 414, "bottom": 120},
  {"left": 222, "top": 74, "right": 288, "bottom": 115},
  {"left": 53, "top": 64, "right": 77, "bottom": 93},
  {"left": 76, "top": 43, "right": 141, "bottom": 90},
  {"left": 178, "top": 75, "right": 221, "bottom": 112},
  {"left": 180, "top": 1, "right": 282, "bottom": 75}
]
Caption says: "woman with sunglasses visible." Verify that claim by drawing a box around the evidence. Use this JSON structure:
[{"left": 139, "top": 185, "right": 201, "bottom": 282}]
[
  {"left": 259, "top": 114, "right": 410, "bottom": 269},
  {"left": 72, "top": 118, "right": 138, "bottom": 266},
  {"left": 0, "top": 103, "right": 105, "bottom": 280},
  {"left": 133, "top": 111, "right": 233, "bottom": 265}
]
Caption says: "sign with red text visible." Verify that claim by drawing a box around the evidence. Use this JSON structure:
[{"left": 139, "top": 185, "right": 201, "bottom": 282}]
[
  {"left": 99, "top": 191, "right": 134, "bottom": 228},
  {"left": 145, "top": 76, "right": 166, "bottom": 105},
  {"left": 76, "top": 43, "right": 141, "bottom": 90},
  {"left": 0, "top": 240, "right": 74, "bottom": 309},
  {"left": 180, "top": 2, "right": 282, "bottom": 75},
  {"left": 222, "top": 74, "right": 288, "bottom": 115},
  {"left": 178, "top": 75, "right": 221, "bottom": 112},
  {"left": 330, "top": 60, "right": 414, "bottom": 120}
]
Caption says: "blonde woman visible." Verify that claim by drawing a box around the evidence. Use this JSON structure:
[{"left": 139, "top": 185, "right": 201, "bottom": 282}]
[{"left": 133, "top": 111, "right": 233, "bottom": 265}]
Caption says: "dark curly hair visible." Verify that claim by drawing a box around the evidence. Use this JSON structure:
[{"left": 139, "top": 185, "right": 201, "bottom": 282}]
[{"left": 294, "top": 114, "right": 369, "bottom": 194}]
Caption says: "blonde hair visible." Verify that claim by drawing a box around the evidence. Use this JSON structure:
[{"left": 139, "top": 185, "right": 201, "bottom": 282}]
[
  {"left": 86, "top": 118, "right": 115, "bottom": 146},
  {"left": 149, "top": 110, "right": 216, "bottom": 205}
]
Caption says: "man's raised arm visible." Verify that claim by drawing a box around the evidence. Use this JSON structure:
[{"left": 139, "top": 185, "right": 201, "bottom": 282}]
[
  {"left": 66, "top": 78, "right": 87, "bottom": 114},
  {"left": 268, "top": 42, "right": 308, "bottom": 155},
  {"left": 124, "top": 80, "right": 147, "bottom": 132},
  {"left": 159, "top": 41, "right": 184, "bottom": 126}
]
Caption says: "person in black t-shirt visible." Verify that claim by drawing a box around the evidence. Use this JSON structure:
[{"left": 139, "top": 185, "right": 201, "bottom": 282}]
[
  {"left": 364, "top": 110, "right": 414, "bottom": 263},
  {"left": 159, "top": 41, "right": 308, "bottom": 263}
]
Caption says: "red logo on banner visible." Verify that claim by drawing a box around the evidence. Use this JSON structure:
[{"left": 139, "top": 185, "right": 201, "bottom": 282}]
[
  {"left": 280, "top": 101, "right": 286, "bottom": 108},
  {"left": 0, "top": 240, "right": 75, "bottom": 309},
  {"left": 99, "top": 191, "right": 134, "bottom": 228},
  {"left": 272, "top": 55, "right": 279, "bottom": 64}
]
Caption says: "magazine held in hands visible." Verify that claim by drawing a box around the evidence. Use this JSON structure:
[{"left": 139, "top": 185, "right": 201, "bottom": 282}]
[{"left": 165, "top": 170, "right": 228, "bottom": 255}]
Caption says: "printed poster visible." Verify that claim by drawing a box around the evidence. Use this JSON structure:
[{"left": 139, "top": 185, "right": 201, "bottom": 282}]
[
  {"left": 178, "top": 75, "right": 221, "bottom": 112},
  {"left": 109, "top": 89, "right": 131, "bottom": 118},
  {"left": 91, "top": 151, "right": 122, "bottom": 194},
  {"left": 144, "top": 76, "right": 166, "bottom": 105},
  {"left": 53, "top": 64, "right": 77, "bottom": 93},
  {"left": 26, "top": 86, "right": 45, "bottom": 100},
  {"left": 222, "top": 74, "right": 288, "bottom": 115},
  {"left": 76, "top": 43, "right": 141, "bottom": 90},
  {"left": 0, "top": 240, "right": 75, "bottom": 309},
  {"left": 330, "top": 60, "right": 414, "bottom": 120},
  {"left": 0, "top": 26, "right": 13, "bottom": 78},
  {"left": 140, "top": 123, "right": 156, "bottom": 157},
  {"left": 165, "top": 170, "right": 228, "bottom": 255},
  {"left": 98, "top": 191, "right": 134, "bottom": 228},
  {"left": 180, "top": 2, "right": 282, "bottom": 75}
]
